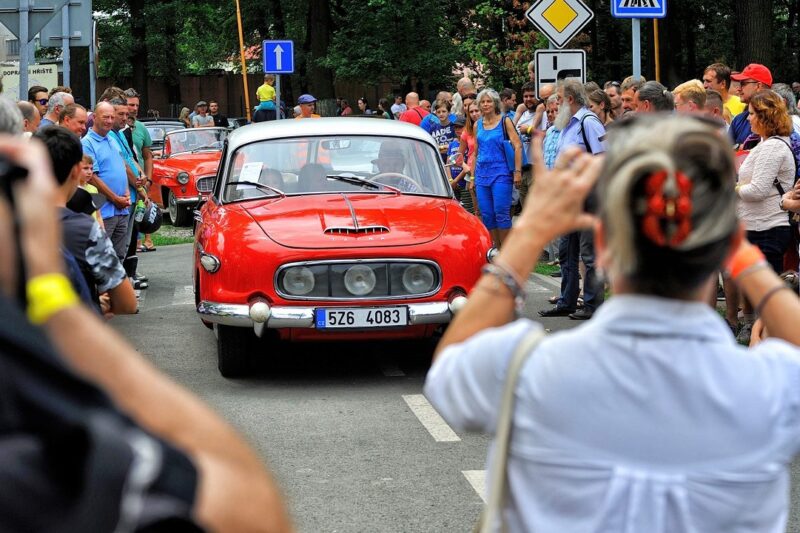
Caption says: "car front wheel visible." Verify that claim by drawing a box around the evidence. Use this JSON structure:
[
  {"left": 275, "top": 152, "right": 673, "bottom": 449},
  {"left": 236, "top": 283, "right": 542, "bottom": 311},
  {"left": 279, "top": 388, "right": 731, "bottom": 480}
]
[
  {"left": 167, "top": 189, "right": 192, "bottom": 227},
  {"left": 216, "top": 325, "right": 253, "bottom": 377}
]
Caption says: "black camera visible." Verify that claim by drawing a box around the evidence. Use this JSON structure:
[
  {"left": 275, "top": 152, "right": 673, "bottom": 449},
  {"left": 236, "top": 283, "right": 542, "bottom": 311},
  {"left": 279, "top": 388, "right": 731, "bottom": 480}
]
[{"left": 0, "top": 153, "right": 29, "bottom": 206}]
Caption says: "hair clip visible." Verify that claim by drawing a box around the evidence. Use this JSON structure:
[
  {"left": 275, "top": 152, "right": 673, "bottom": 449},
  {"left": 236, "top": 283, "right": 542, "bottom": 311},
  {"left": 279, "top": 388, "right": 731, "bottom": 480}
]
[{"left": 641, "top": 170, "right": 693, "bottom": 247}]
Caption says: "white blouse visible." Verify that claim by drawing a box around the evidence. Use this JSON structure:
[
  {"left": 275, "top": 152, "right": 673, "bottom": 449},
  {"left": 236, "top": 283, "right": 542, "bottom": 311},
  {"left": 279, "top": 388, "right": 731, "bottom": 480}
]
[
  {"left": 425, "top": 295, "right": 800, "bottom": 532},
  {"left": 737, "top": 136, "right": 794, "bottom": 231}
]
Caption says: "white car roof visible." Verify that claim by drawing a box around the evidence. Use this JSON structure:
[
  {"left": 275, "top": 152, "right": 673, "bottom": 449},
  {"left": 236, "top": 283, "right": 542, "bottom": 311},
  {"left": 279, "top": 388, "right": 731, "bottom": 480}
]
[{"left": 225, "top": 117, "right": 437, "bottom": 151}]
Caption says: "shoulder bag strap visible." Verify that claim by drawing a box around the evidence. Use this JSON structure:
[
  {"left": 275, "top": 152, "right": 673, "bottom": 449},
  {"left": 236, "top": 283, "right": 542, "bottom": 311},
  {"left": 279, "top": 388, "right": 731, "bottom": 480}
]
[
  {"left": 579, "top": 113, "right": 604, "bottom": 155},
  {"left": 476, "top": 327, "right": 547, "bottom": 533},
  {"left": 769, "top": 136, "right": 797, "bottom": 195}
]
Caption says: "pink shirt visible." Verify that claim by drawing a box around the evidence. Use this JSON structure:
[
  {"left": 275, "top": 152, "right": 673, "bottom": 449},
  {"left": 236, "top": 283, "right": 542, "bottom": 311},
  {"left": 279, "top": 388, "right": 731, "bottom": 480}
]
[{"left": 461, "top": 130, "right": 476, "bottom": 169}]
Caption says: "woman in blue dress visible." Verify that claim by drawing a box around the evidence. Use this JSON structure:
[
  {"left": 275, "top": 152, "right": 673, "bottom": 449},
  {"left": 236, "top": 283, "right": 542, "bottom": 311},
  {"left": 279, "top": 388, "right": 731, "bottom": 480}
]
[{"left": 473, "top": 88, "right": 522, "bottom": 246}]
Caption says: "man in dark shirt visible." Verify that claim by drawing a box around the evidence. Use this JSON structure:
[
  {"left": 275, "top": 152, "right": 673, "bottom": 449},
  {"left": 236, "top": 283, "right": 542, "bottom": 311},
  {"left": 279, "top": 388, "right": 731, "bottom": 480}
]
[
  {"left": 209, "top": 100, "right": 229, "bottom": 128},
  {"left": 34, "top": 127, "right": 138, "bottom": 316},
  {"left": 0, "top": 134, "right": 294, "bottom": 533}
]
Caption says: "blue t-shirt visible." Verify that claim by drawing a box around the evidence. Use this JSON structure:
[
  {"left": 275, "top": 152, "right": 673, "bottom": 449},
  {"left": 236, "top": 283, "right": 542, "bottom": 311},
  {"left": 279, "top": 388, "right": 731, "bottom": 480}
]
[
  {"left": 421, "top": 113, "right": 457, "bottom": 134},
  {"left": 730, "top": 110, "right": 752, "bottom": 146},
  {"left": 81, "top": 130, "right": 130, "bottom": 218},
  {"left": 446, "top": 140, "right": 464, "bottom": 185}
]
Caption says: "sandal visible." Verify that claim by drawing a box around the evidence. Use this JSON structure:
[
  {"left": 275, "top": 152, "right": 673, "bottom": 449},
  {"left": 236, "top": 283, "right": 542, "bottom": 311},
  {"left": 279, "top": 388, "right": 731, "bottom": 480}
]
[{"left": 140, "top": 244, "right": 157, "bottom": 252}]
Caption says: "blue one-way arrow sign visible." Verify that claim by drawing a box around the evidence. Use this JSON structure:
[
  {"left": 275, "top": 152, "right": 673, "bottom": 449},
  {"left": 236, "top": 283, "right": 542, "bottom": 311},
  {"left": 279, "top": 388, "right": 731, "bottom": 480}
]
[{"left": 263, "top": 40, "right": 294, "bottom": 74}]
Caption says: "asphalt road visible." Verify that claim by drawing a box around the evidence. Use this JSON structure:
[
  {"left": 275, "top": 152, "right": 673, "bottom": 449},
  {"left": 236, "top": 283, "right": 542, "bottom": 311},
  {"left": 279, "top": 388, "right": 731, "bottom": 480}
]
[{"left": 114, "top": 243, "right": 800, "bottom": 532}]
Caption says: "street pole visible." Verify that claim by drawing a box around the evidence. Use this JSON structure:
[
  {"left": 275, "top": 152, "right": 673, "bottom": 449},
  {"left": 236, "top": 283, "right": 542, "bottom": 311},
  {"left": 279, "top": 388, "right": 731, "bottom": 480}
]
[
  {"left": 275, "top": 75, "right": 281, "bottom": 120},
  {"left": 653, "top": 19, "right": 661, "bottom": 83},
  {"left": 89, "top": 19, "right": 96, "bottom": 104},
  {"left": 234, "top": 0, "right": 251, "bottom": 121},
  {"left": 632, "top": 19, "right": 641, "bottom": 82},
  {"left": 61, "top": 5, "right": 70, "bottom": 87},
  {"left": 19, "top": 0, "right": 29, "bottom": 102}
]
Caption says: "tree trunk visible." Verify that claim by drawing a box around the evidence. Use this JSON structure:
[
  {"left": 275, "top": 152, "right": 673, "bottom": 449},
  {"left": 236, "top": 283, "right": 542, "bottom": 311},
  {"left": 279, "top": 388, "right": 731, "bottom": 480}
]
[
  {"left": 163, "top": 1, "right": 181, "bottom": 114},
  {"left": 129, "top": 0, "right": 149, "bottom": 111},
  {"left": 304, "top": 0, "right": 335, "bottom": 99},
  {"left": 734, "top": 0, "right": 773, "bottom": 68}
]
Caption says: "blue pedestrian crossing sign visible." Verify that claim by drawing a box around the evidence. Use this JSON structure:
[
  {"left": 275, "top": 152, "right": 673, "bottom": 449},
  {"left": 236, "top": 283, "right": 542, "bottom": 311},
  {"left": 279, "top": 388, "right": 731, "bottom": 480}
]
[
  {"left": 611, "top": 0, "right": 667, "bottom": 18},
  {"left": 263, "top": 40, "right": 294, "bottom": 74}
]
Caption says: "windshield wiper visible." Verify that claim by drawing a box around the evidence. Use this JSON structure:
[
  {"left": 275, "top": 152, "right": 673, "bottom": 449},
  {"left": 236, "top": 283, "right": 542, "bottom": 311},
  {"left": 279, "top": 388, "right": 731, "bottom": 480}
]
[
  {"left": 191, "top": 144, "right": 222, "bottom": 153},
  {"left": 326, "top": 173, "right": 400, "bottom": 194},
  {"left": 224, "top": 180, "right": 285, "bottom": 197}
]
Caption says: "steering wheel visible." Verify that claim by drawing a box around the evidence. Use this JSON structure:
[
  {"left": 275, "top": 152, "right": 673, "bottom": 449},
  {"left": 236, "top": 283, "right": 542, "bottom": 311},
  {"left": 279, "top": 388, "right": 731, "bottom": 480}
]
[{"left": 370, "top": 172, "right": 422, "bottom": 193}]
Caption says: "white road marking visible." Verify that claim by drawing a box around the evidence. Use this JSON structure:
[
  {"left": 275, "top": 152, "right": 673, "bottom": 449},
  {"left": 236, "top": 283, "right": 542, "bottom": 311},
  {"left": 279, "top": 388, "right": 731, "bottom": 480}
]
[
  {"left": 172, "top": 285, "right": 194, "bottom": 305},
  {"left": 462, "top": 470, "right": 487, "bottom": 503},
  {"left": 402, "top": 394, "right": 460, "bottom": 442},
  {"left": 380, "top": 362, "right": 405, "bottom": 377}
]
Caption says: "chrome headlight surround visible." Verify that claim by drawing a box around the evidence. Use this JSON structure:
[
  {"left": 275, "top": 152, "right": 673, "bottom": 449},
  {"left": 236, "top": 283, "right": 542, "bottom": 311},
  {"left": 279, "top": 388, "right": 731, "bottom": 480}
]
[
  {"left": 176, "top": 171, "right": 190, "bottom": 185},
  {"left": 274, "top": 259, "right": 442, "bottom": 300},
  {"left": 486, "top": 247, "right": 500, "bottom": 263}
]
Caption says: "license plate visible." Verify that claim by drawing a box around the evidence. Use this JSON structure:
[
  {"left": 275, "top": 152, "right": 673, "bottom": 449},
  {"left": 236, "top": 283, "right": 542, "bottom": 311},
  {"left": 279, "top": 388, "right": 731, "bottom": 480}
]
[{"left": 315, "top": 306, "right": 408, "bottom": 329}]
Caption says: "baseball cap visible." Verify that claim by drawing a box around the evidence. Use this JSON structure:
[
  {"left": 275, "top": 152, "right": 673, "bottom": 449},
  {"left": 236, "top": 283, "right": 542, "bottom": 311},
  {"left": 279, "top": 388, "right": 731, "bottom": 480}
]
[
  {"left": 453, "top": 115, "right": 466, "bottom": 128},
  {"left": 297, "top": 94, "right": 317, "bottom": 104},
  {"left": 731, "top": 64, "right": 773, "bottom": 87},
  {"left": 195, "top": 100, "right": 208, "bottom": 108}
]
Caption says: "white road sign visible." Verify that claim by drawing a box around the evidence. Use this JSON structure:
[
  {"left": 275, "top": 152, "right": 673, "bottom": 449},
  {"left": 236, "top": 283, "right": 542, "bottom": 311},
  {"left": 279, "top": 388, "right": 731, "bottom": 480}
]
[
  {"left": 525, "top": 0, "right": 594, "bottom": 49},
  {"left": 534, "top": 49, "right": 586, "bottom": 99}
]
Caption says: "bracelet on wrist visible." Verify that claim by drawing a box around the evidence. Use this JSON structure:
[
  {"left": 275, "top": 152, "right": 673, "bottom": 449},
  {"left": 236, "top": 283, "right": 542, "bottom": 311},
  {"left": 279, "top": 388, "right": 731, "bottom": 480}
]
[
  {"left": 27, "top": 273, "right": 80, "bottom": 325},
  {"left": 482, "top": 263, "right": 526, "bottom": 316},
  {"left": 727, "top": 242, "right": 767, "bottom": 280},
  {"left": 754, "top": 284, "right": 792, "bottom": 316}
]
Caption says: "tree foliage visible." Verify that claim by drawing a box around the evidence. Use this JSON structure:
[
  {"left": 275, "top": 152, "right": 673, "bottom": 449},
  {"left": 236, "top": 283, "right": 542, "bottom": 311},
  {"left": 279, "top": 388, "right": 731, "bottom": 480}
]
[{"left": 93, "top": 0, "right": 800, "bottom": 108}]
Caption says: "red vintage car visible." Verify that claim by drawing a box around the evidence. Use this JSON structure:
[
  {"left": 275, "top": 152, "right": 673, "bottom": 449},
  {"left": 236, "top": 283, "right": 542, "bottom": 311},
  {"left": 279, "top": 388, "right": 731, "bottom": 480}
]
[
  {"left": 193, "top": 118, "right": 494, "bottom": 376},
  {"left": 151, "top": 127, "right": 227, "bottom": 226}
]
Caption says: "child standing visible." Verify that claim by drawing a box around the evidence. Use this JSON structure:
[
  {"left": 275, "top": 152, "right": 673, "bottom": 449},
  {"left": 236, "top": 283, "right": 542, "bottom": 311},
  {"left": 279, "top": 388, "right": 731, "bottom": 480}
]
[
  {"left": 446, "top": 116, "right": 476, "bottom": 214},
  {"left": 424, "top": 99, "right": 456, "bottom": 162}
]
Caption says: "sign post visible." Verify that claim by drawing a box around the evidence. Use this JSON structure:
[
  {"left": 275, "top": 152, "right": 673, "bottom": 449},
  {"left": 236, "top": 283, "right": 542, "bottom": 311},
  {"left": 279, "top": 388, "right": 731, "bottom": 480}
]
[
  {"left": 534, "top": 49, "right": 586, "bottom": 99},
  {"left": 610, "top": 0, "right": 667, "bottom": 82},
  {"left": 525, "top": 0, "right": 594, "bottom": 49},
  {"left": 262, "top": 40, "right": 294, "bottom": 120}
]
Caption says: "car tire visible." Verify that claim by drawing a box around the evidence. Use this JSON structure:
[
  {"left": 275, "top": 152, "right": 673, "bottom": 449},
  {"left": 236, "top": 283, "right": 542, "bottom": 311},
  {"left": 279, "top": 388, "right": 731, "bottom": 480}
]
[
  {"left": 216, "top": 325, "right": 253, "bottom": 377},
  {"left": 167, "top": 189, "right": 192, "bottom": 227}
]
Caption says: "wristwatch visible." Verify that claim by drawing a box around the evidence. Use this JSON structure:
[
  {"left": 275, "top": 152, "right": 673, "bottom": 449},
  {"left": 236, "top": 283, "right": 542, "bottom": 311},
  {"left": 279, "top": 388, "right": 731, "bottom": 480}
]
[{"left": 780, "top": 197, "right": 787, "bottom": 211}]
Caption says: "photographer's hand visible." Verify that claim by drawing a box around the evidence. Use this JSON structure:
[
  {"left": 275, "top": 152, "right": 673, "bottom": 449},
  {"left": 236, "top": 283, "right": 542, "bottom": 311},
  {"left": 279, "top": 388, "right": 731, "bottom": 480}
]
[{"left": 0, "top": 136, "right": 62, "bottom": 285}]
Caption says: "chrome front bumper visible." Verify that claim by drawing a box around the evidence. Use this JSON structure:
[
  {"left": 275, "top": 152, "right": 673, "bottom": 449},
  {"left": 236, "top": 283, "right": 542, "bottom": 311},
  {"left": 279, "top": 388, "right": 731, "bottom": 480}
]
[
  {"left": 198, "top": 300, "right": 453, "bottom": 329},
  {"left": 176, "top": 196, "right": 201, "bottom": 205}
]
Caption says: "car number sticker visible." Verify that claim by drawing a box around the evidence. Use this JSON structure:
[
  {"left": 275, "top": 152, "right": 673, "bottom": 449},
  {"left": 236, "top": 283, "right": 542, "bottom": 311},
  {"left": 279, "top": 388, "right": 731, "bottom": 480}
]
[
  {"left": 315, "top": 307, "right": 408, "bottom": 329},
  {"left": 239, "top": 162, "right": 263, "bottom": 182}
]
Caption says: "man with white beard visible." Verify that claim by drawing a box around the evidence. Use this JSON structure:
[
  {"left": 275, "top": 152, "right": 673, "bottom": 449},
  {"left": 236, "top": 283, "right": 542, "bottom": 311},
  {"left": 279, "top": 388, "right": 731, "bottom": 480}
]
[{"left": 539, "top": 79, "right": 606, "bottom": 321}]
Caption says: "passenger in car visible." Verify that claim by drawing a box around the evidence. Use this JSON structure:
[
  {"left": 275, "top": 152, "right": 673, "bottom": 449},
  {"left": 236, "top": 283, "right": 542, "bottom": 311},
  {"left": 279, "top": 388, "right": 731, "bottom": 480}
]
[
  {"left": 298, "top": 163, "right": 330, "bottom": 192},
  {"left": 258, "top": 167, "right": 285, "bottom": 192}
]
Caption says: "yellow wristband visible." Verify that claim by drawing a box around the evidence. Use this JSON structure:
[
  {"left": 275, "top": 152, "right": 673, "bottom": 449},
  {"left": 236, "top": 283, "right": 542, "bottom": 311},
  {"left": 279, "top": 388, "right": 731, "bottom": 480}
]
[
  {"left": 527, "top": 125, "right": 532, "bottom": 135},
  {"left": 27, "top": 273, "right": 80, "bottom": 325}
]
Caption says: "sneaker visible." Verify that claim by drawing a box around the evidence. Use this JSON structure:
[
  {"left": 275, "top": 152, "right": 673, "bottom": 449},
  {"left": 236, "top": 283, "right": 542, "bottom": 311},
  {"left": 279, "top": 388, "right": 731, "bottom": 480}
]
[
  {"left": 132, "top": 278, "right": 149, "bottom": 290},
  {"left": 736, "top": 322, "right": 753, "bottom": 345}
]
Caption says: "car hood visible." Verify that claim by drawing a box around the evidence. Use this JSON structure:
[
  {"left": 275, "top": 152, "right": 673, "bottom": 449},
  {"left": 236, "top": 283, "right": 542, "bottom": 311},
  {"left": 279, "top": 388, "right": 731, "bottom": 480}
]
[
  {"left": 242, "top": 193, "right": 447, "bottom": 249},
  {"left": 162, "top": 153, "right": 222, "bottom": 175}
]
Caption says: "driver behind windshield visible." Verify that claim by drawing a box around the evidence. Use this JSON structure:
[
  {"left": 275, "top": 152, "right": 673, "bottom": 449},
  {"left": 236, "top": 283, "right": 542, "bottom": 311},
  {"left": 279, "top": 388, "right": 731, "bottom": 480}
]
[{"left": 371, "top": 143, "right": 422, "bottom": 193}]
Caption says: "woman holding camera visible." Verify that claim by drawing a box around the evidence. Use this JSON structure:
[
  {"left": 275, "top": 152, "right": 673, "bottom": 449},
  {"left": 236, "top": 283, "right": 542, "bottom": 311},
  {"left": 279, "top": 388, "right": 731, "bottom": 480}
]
[{"left": 425, "top": 115, "right": 800, "bottom": 532}]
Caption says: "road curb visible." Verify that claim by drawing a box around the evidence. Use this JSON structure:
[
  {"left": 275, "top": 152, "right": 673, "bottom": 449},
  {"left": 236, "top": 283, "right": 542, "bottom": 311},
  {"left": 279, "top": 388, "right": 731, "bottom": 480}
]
[{"left": 531, "top": 272, "right": 561, "bottom": 289}]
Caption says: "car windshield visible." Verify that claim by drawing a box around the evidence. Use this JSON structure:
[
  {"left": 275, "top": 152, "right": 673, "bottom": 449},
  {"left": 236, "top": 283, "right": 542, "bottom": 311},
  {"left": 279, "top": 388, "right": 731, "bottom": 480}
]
[
  {"left": 222, "top": 135, "right": 449, "bottom": 201},
  {"left": 164, "top": 128, "right": 227, "bottom": 155},
  {"left": 147, "top": 124, "right": 185, "bottom": 143}
]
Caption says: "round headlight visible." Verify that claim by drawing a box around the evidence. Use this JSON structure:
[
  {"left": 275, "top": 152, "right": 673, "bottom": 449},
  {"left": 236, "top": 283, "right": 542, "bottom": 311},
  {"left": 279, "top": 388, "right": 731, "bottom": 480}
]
[
  {"left": 402, "top": 264, "right": 435, "bottom": 294},
  {"left": 343, "top": 265, "right": 376, "bottom": 296},
  {"left": 199, "top": 253, "right": 220, "bottom": 273},
  {"left": 177, "top": 171, "right": 190, "bottom": 184},
  {"left": 282, "top": 267, "right": 315, "bottom": 295}
]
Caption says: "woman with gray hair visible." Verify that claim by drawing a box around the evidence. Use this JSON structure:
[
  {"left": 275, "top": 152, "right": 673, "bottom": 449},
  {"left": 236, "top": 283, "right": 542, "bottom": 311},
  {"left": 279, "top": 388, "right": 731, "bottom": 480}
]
[
  {"left": 425, "top": 114, "right": 800, "bottom": 531},
  {"left": 634, "top": 81, "right": 674, "bottom": 112},
  {"left": 473, "top": 88, "right": 522, "bottom": 246}
]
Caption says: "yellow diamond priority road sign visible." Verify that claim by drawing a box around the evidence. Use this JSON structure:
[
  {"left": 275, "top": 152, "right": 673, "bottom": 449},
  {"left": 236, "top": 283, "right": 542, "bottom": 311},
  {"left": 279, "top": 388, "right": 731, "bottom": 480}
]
[{"left": 525, "top": 0, "right": 594, "bottom": 49}]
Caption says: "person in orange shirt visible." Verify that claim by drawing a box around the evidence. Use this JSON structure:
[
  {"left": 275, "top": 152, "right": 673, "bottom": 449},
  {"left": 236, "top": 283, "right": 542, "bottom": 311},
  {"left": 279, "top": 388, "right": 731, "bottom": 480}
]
[{"left": 295, "top": 94, "right": 321, "bottom": 119}]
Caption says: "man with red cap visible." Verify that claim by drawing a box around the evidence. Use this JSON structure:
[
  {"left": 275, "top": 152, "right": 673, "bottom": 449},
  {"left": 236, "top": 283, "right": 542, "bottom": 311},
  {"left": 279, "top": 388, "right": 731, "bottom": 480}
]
[{"left": 730, "top": 64, "right": 773, "bottom": 146}]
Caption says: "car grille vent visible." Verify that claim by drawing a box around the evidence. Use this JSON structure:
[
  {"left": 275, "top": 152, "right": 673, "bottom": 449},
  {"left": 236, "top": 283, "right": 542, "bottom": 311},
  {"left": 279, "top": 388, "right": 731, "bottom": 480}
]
[
  {"left": 325, "top": 225, "right": 389, "bottom": 235},
  {"left": 197, "top": 176, "right": 215, "bottom": 193}
]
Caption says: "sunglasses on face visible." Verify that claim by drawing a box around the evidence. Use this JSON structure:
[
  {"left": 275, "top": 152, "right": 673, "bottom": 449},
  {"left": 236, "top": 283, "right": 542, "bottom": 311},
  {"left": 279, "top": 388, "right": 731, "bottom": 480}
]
[{"left": 35, "top": 98, "right": 48, "bottom": 105}]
